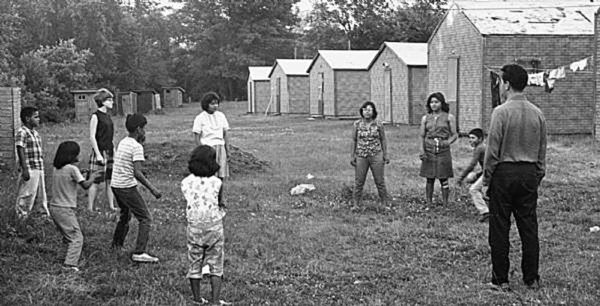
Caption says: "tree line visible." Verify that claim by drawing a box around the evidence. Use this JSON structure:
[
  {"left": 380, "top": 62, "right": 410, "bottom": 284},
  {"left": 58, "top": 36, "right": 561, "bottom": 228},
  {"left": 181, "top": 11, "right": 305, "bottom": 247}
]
[{"left": 0, "top": 0, "right": 446, "bottom": 122}]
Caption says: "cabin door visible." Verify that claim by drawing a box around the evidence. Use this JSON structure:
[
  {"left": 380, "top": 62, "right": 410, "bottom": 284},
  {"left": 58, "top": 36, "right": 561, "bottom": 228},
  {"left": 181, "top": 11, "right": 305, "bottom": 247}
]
[
  {"left": 275, "top": 77, "right": 281, "bottom": 113},
  {"left": 447, "top": 57, "right": 459, "bottom": 132},
  {"left": 317, "top": 72, "right": 324, "bottom": 116},
  {"left": 383, "top": 68, "right": 393, "bottom": 123}
]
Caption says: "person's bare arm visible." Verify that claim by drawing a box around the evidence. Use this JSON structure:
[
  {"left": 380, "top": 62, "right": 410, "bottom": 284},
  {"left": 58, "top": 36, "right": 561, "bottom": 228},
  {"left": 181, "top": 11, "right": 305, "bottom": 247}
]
[
  {"left": 16, "top": 146, "right": 30, "bottom": 181},
  {"left": 133, "top": 161, "right": 161, "bottom": 199},
  {"left": 447, "top": 113, "right": 458, "bottom": 145},
  {"left": 378, "top": 123, "right": 389, "bottom": 163},
  {"left": 350, "top": 123, "right": 358, "bottom": 166},
  {"left": 194, "top": 132, "right": 203, "bottom": 146},
  {"left": 89, "top": 114, "right": 103, "bottom": 163}
]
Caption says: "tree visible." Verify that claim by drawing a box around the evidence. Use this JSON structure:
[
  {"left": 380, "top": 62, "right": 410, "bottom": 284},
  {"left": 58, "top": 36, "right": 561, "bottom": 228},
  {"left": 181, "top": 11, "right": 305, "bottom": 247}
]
[
  {"left": 175, "top": 0, "right": 300, "bottom": 100},
  {"left": 20, "top": 39, "right": 92, "bottom": 121},
  {"left": 393, "top": 0, "right": 448, "bottom": 42}
]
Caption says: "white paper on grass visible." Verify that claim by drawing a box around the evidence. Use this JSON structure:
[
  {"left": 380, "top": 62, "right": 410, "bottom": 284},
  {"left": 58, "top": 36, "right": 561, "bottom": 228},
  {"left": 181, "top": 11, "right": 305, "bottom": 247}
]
[{"left": 290, "top": 184, "right": 316, "bottom": 195}]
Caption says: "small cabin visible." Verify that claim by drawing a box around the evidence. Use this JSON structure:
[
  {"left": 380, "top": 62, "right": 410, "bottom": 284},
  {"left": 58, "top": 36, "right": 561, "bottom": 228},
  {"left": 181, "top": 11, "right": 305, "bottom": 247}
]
[
  {"left": 161, "top": 87, "right": 185, "bottom": 108},
  {"left": 71, "top": 89, "right": 99, "bottom": 121}
]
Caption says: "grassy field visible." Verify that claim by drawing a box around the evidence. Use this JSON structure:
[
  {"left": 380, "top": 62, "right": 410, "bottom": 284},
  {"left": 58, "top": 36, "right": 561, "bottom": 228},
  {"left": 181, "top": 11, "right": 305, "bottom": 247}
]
[{"left": 1, "top": 101, "right": 599, "bottom": 305}]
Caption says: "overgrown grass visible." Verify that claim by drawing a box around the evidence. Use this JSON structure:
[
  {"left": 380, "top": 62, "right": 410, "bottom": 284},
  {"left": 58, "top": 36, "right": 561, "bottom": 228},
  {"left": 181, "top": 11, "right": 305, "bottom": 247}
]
[{"left": 1, "top": 102, "right": 599, "bottom": 305}]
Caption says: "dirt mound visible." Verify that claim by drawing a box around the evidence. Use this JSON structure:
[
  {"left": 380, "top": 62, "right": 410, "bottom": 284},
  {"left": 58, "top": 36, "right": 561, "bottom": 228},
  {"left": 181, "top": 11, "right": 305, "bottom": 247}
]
[{"left": 144, "top": 142, "right": 269, "bottom": 177}]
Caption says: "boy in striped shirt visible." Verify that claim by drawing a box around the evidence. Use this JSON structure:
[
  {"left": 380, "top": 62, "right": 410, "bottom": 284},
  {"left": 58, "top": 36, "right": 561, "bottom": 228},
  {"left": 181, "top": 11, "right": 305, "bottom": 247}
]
[{"left": 111, "top": 114, "right": 162, "bottom": 263}]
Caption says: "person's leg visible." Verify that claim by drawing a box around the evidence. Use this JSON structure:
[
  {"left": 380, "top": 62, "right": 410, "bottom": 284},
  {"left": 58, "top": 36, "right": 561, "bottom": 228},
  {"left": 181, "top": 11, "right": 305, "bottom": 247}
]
[
  {"left": 111, "top": 188, "right": 131, "bottom": 248},
  {"left": 210, "top": 275, "right": 222, "bottom": 304},
  {"left": 36, "top": 170, "right": 49, "bottom": 216},
  {"left": 205, "top": 223, "right": 225, "bottom": 304},
  {"left": 105, "top": 181, "right": 116, "bottom": 210},
  {"left": 440, "top": 178, "right": 449, "bottom": 205},
  {"left": 512, "top": 168, "right": 540, "bottom": 286},
  {"left": 105, "top": 152, "right": 116, "bottom": 210},
  {"left": 353, "top": 157, "right": 369, "bottom": 206},
  {"left": 49, "top": 206, "right": 84, "bottom": 267},
  {"left": 488, "top": 165, "right": 514, "bottom": 285},
  {"left": 425, "top": 178, "right": 434, "bottom": 205},
  {"left": 88, "top": 184, "right": 99, "bottom": 211},
  {"left": 369, "top": 152, "right": 389, "bottom": 205},
  {"left": 469, "top": 175, "right": 489, "bottom": 215},
  {"left": 217, "top": 178, "right": 225, "bottom": 206},
  {"left": 125, "top": 188, "right": 152, "bottom": 255},
  {"left": 187, "top": 224, "right": 207, "bottom": 302},
  {"left": 15, "top": 169, "right": 40, "bottom": 219}
]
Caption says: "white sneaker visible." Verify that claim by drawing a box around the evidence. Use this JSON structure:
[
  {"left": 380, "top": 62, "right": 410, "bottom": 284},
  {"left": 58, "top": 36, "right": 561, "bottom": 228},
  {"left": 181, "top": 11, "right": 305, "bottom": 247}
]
[{"left": 131, "top": 253, "right": 159, "bottom": 263}]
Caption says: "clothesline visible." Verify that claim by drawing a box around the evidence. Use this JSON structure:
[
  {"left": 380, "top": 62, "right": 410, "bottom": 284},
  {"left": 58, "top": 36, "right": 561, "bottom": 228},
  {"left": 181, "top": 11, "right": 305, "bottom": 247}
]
[{"left": 484, "top": 55, "right": 593, "bottom": 92}]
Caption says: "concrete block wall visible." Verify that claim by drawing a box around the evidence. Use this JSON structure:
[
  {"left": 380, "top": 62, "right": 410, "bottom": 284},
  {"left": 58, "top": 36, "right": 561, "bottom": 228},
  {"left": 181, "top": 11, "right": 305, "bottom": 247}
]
[
  {"left": 0, "top": 87, "right": 21, "bottom": 169},
  {"left": 428, "top": 9, "right": 484, "bottom": 133},
  {"left": 334, "top": 70, "right": 371, "bottom": 117},
  {"left": 483, "top": 35, "right": 594, "bottom": 134}
]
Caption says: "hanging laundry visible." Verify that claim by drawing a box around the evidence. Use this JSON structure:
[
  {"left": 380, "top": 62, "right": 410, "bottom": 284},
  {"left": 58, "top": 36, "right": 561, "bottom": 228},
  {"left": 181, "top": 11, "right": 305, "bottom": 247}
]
[
  {"left": 490, "top": 71, "right": 501, "bottom": 108},
  {"left": 543, "top": 72, "right": 554, "bottom": 93},
  {"left": 548, "top": 66, "right": 566, "bottom": 80},
  {"left": 569, "top": 57, "right": 588, "bottom": 72},
  {"left": 527, "top": 72, "right": 545, "bottom": 86}
]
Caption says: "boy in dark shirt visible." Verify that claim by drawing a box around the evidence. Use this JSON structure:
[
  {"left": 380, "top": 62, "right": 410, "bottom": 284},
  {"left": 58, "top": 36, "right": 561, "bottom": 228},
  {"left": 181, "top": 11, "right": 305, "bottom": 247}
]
[{"left": 457, "top": 128, "right": 488, "bottom": 222}]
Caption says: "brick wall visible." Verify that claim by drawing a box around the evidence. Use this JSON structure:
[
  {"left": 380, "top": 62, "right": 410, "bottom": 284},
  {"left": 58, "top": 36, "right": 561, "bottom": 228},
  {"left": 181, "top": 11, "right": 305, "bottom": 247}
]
[
  {"left": 0, "top": 87, "right": 21, "bottom": 170},
  {"left": 484, "top": 35, "right": 594, "bottom": 134},
  {"left": 428, "top": 9, "right": 484, "bottom": 133},
  {"left": 270, "top": 65, "right": 287, "bottom": 113},
  {"left": 287, "top": 76, "right": 310, "bottom": 114},
  {"left": 409, "top": 67, "right": 428, "bottom": 125},
  {"left": 253, "top": 80, "right": 271, "bottom": 114},
  {"left": 309, "top": 56, "right": 334, "bottom": 116},
  {"left": 335, "top": 70, "right": 371, "bottom": 117},
  {"left": 370, "top": 47, "right": 410, "bottom": 124}
]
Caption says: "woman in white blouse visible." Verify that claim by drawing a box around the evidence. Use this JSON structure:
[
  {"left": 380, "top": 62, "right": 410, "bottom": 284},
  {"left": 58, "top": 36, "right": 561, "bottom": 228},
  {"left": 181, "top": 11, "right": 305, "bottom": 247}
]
[{"left": 192, "top": 92, "right": 230, "bottom": 205}]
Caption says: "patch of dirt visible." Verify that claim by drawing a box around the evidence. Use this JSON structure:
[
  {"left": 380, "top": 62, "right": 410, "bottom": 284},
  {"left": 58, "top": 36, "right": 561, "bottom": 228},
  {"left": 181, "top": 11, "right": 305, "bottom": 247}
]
[{"left": 144, "top": 142, "right": 270, "bottom": 177}]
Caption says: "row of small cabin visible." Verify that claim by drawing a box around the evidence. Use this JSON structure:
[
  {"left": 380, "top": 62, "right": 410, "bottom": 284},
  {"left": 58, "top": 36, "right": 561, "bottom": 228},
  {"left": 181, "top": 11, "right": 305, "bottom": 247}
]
[
  {"left": 248, "top": 0, "right": 600, "bottom": 135},
  {"left": 72, "top": 87, "right": 185, "bottom": 120}
]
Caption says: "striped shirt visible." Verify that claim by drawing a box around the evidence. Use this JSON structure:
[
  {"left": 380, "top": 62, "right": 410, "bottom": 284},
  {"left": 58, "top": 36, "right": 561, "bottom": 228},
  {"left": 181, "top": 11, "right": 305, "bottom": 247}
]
[
  {"left": 111, "top": 137, "right": 145, "bottom": 188},
  {"left": 15, "top": 126, "right": 44, "bottom": 170}
]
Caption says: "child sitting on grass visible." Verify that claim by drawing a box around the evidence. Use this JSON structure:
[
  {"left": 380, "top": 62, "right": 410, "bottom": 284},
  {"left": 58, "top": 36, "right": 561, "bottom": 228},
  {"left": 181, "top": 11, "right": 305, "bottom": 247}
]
[
  {"left": 182, "top": 145, "right": 231, "bottom": 305},
  {"left": 49, "top": 141, "right": 100, "bottom": 271},
  {"left": 457, "top": 128, "right": 489, "bottom": 222}
]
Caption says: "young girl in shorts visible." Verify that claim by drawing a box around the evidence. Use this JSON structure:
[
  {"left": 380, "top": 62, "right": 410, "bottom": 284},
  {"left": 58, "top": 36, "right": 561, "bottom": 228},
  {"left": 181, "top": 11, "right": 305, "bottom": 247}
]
[
  {"left": 49, "top": 141, "right": 99, "bottom": 271},
  {"left": 182, "top": 145, "right": 231, "bottom": 305}
]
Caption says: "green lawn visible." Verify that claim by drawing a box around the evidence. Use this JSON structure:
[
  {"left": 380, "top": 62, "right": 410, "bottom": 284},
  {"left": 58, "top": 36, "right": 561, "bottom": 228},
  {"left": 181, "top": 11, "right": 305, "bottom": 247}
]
[{"left": 1, "top": 101, "right": 599, "bottom": 305}]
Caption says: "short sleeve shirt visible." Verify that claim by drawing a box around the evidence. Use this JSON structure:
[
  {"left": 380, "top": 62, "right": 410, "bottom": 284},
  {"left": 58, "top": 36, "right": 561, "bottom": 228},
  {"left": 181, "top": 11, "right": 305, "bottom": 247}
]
[
  {"left": 15, "top": 126, "right": 44, "bottom": 170},
  {"left": 50, "top": 164, "right": 85, "bottom": 208},
  {"left": 181, "top": 174, "right": 225, "bottom": 225},
  {"left": 192, "top": 111, "right": 229, "bottom": 146},
  {"left": 111, "top": 137, "right": 145, "bottom": 188}
]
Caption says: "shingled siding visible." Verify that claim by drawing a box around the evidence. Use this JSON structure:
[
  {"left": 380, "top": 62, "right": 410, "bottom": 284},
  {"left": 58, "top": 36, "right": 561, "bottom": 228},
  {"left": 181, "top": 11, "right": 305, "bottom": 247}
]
[
  {"left": 428, "top": 10, "right": 484, "bottom": 133},
  {"left": 0, "top": 87, "right": 21, "bottom": 169},
  {"left": 270, "top": 65, "right": 288, "bottom": 113},
  {"left": 483, "top": 35, "right": 594, "bottom": 134},
  {"left": 595, "top": 10, "right": 600, "bottom": 138},
  {"left": 253, "top": 80, "right": 271, "bottom": 114},
  {"left": 287, "top": 76, "right": 309, "bottom": 114},
  {"left": 370, "top": 47, "right": 410, "bottom": 124},
  {"left": 409, "top": 67, "right": 428, "bottom": 125},
  {"left": 309, "top": 56, "right": 334, "bottom": 116},
  {"left": 335, "top": 70, "right": 371, "bottom": 117}
]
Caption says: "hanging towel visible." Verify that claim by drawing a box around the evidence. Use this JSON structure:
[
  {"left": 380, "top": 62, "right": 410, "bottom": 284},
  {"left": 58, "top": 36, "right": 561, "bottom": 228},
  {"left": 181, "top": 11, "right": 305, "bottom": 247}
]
[
  {"left": 569, "top": 58, "right": 588, "bottom": 72},
  {"left": 527, "top": 72, "right": 545, "bottom": 86},
  {"left": 548, "top": 66, "right": 566, "bottom": 80}
]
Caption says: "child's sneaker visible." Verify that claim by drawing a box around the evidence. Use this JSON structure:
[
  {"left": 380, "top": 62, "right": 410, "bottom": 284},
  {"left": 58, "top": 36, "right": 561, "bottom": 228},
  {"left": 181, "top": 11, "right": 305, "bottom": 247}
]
[
  {"left": 131, "top": 253, "right": 159, "bottom": 263},
  {"left": 62, "top": 265, "right": 80, "bottom": 272}
]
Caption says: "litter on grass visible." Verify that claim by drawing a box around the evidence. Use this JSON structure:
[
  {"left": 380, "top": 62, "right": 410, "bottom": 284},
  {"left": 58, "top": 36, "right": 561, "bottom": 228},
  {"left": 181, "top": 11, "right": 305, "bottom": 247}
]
[
  {"left": 290, "top": 184, "right": 316, "bottom": 195},
  {"left": 590, "top": 226, "right": 600, "bottom": 233}
]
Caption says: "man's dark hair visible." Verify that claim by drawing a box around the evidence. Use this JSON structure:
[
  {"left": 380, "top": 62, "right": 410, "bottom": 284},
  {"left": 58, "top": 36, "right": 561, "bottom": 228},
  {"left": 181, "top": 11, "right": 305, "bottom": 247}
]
[
  {"left": 468, "top": 128, "right": 484, "bottom": 140},
  {"left": 500, "top": 64, "right": 528, "bottom": 92},
  {"left": 359, "top": 101, "right": 378, "bottom": 119},
  {"left": 125, "top": 113, "right": 147, "bottom": 133},
  {"left": 426, "top": 92, "right": 450, "bottom": 113},
  {"left": 20, "top": 106, "right": 38, "bottom": 124},
  {"left": 201, "top": 92, "right": 221, "bottom": 112},
  {"left": 53, "top": 141, "right": 80, "bottom": 169},
  {"left": 188, "top": 145, "right": 220, "bottom": 177}
]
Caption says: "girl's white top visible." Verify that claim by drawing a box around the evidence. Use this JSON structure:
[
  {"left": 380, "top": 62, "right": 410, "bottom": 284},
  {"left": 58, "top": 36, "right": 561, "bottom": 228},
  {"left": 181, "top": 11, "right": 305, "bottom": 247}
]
[{"left": 192, "top": 111, "right": 229, "bottom": 146}]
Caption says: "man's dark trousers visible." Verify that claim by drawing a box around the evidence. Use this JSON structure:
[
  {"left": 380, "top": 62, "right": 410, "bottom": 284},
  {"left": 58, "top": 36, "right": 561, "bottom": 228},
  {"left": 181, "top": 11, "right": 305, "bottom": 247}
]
[{"left": 489, "top": 162, "right": 540, "bottom": 285}]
